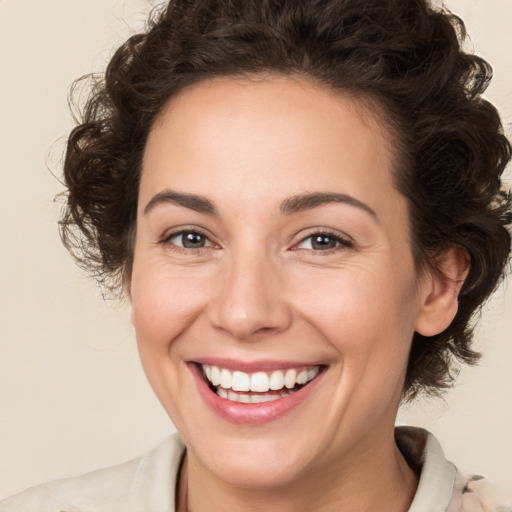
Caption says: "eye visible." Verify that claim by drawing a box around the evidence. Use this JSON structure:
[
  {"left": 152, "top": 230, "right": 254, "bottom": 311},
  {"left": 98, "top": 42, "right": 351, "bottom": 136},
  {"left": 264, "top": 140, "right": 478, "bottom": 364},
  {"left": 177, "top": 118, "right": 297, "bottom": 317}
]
[
  {"left": 296, "top": 231, "right": 353, "bottom": 251},
  {"left": 164, "top": 230, "right": 214, "bottom": 249}
]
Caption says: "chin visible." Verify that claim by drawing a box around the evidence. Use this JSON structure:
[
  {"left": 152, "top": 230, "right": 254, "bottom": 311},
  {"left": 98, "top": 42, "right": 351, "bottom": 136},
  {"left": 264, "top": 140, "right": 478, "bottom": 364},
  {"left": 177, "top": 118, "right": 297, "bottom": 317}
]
[{"left": 194, "top": 435, "right": 316, "bottom": 489}]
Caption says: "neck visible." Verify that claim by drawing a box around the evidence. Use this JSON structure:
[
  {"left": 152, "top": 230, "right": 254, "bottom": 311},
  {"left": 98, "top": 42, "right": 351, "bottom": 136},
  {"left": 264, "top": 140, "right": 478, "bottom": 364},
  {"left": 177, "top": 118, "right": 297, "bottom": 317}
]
[{"left": 177, "top": 426, "right": 418, "bottom": 512}]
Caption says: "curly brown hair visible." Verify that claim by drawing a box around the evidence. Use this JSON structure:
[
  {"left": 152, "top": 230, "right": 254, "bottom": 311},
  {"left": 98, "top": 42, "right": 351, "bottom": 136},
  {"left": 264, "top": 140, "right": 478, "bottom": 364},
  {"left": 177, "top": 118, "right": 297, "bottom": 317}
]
[{"left": 60, "top": 0, "right": 511, "bottom": 400}]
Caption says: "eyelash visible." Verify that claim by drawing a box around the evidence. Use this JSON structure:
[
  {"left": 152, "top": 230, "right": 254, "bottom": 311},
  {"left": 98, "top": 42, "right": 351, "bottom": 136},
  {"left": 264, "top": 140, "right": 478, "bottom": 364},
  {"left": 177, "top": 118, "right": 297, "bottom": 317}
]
[{"left": 159, "top": 229, "right": 354, "bottom": 254}]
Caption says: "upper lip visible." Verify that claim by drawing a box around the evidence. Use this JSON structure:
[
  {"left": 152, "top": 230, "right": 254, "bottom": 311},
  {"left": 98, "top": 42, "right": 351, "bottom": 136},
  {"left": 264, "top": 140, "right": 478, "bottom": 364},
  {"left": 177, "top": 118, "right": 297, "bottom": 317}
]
[{"left": 189, "top": 357, "right": 326, "bottom": 373}]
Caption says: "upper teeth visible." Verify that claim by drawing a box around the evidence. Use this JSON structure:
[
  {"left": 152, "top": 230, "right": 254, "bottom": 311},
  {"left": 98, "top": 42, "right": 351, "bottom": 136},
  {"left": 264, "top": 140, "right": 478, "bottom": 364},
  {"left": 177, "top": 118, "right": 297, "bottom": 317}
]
[{"left": 202, "top": 365, "right": 320, "bottom": 393}]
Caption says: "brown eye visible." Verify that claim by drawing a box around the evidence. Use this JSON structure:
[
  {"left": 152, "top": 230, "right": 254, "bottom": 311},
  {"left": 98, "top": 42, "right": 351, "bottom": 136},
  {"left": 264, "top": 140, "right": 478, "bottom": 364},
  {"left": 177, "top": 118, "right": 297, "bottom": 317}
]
[
  {"left": 166, "top": 231, "right": 213, "bottom": 249},
  {"left": 182, "top": 232, "right": 206, "bottom": 248},
  {"left": 297, "top": 232, "right": 353, "bottom": 251},
  {"left": 311, "top": 235, "right": 338, "bottom": 250}
]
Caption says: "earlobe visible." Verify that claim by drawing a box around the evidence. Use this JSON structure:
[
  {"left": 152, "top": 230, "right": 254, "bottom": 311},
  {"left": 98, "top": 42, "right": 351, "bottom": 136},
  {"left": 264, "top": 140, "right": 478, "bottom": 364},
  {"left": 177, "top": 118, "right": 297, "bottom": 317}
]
[{"left": 415, "top": 247, "right": 470, "bottom": 337}]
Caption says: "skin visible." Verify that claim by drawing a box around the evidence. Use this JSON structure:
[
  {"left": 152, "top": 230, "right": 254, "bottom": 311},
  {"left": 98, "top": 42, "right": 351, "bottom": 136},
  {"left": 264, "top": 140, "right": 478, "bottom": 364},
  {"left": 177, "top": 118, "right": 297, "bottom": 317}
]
[{"left": 130, "top": 76, "right": 466, "bottom": 512}]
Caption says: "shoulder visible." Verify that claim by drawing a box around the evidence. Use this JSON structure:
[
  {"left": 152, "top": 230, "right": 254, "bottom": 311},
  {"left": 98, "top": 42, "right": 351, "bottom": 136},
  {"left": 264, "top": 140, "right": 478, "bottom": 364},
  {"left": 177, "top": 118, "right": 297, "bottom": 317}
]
[
  {"left": 0, "top": 434, "right": 185, "bottom": 512},
  {"left": 449, "top": 469, "right": 512, "bottom": 512},
  {"left": 395, "top": 426, "right": 512, "bottom": 512}
]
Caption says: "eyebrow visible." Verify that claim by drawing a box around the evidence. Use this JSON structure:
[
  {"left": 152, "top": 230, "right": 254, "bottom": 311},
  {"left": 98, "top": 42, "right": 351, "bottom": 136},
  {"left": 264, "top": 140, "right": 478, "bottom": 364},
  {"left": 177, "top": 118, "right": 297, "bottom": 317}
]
[
  {"left": 280, "top": 192, "right": 378, "bottom": 220},
  {"left": 144, "top": 189, "right": 377, "bottom": 220},
  {"left": 144, "top": 190, "right": 217, "bottom": 215}
]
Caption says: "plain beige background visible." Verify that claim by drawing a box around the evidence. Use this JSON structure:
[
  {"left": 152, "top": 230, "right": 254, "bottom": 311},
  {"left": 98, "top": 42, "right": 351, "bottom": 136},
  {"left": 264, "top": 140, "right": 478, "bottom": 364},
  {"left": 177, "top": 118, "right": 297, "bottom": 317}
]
[{"left": 0, "top": 0, "right": 511, "bottom": 499}]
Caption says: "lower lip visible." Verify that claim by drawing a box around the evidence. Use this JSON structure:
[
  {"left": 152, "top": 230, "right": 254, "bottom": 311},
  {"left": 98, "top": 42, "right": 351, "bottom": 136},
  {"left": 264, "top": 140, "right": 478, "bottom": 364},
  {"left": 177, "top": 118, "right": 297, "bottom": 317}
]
[{"left": 189, "top": 363, "right": 325, "bottom": 425}]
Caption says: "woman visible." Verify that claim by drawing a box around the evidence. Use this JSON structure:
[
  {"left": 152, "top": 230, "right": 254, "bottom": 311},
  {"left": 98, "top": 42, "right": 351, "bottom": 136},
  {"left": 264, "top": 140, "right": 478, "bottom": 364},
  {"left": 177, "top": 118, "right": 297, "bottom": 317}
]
[{"left": 1, "top": 0, "right": 510, "bottom": 510}]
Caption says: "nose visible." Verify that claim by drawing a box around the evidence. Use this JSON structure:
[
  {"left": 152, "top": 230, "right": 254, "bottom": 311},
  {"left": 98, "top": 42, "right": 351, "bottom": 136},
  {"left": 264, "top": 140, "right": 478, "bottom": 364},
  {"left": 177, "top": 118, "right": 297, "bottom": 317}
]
[{"left": 208, "top": 251, "right": 292, "bottom": 340}]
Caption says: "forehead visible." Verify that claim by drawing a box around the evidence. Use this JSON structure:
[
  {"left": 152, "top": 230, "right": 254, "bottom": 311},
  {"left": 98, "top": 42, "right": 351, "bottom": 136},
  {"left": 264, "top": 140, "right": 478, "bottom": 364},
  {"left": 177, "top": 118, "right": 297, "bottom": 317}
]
[{"left": 140, "top": 76, "right": 400, "bottom": 215}]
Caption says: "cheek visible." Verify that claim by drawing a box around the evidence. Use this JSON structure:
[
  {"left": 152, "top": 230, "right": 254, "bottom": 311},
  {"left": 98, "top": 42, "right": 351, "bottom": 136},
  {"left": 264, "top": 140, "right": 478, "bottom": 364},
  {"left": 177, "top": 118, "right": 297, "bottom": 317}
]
[
  {"left": 289, "top": 262, "right": 420, "bottom": 357},
  {"left": 129, "top": 264, "right": 213, "bottom": 421},
  {"left": 130, "top": 265, "right": 210, "bottom": 352}
]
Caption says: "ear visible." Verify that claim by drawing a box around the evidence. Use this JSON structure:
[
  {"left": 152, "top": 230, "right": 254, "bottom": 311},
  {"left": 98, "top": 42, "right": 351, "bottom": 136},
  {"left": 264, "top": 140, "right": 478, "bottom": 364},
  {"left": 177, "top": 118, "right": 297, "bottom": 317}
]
[{"left": 415, "top": 247, "right": 470, "bottom": 337}]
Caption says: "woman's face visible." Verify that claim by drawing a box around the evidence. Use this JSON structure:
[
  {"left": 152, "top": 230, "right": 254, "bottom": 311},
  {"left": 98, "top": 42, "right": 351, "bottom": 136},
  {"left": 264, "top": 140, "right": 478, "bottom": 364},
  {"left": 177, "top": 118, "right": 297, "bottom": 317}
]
[{"left": 130, "top": 76, "right": 433, "bottom": 487}]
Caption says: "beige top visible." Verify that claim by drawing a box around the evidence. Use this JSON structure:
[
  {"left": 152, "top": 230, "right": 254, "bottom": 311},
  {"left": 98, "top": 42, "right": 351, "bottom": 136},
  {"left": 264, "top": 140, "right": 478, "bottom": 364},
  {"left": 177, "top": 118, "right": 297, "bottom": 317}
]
[{"left": 1, "top": 427, "right": 510, "bottom": 512}]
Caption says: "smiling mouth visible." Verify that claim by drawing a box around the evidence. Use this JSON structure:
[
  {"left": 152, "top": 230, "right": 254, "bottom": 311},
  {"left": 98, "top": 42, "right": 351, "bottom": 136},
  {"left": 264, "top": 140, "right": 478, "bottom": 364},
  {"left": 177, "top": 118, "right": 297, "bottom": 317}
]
[{"left": 199, "top": 364, "right": 322, "bottom": 403}]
